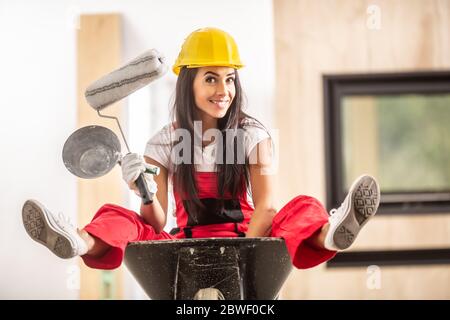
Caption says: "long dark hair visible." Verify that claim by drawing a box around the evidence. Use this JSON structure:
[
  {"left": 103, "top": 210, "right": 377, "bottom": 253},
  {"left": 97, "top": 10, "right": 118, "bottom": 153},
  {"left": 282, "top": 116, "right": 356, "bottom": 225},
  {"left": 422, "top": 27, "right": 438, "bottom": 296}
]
[{"left": 172, "top": 67, "right": 264, "bottom": 220}]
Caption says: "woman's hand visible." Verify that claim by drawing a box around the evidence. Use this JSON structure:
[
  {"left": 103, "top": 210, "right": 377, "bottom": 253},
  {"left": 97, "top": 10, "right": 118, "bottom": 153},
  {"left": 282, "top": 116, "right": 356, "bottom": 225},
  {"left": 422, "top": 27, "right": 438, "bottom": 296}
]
[{"left": 121, "top": 153, "right": 158, "bottom": 197}]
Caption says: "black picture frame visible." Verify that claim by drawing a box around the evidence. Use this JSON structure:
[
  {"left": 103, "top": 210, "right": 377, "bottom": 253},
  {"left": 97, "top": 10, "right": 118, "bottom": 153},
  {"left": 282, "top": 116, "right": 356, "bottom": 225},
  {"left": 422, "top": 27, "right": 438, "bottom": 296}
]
[
  {"left": 327, "top": 248, "right": 450, "bottom": 268},
  {"left": 323, "top": 71, "right": 450, "bottom": 267},
  {"left": 323, "top": 71, "right": 450, "bottom": 215}
]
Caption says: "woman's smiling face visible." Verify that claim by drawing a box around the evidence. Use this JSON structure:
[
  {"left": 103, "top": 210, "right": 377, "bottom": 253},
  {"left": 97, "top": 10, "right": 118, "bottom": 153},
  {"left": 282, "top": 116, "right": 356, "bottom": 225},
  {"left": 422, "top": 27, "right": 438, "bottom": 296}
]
[{"left": 192, "top": 66, "right": 236, "bottom": 121}]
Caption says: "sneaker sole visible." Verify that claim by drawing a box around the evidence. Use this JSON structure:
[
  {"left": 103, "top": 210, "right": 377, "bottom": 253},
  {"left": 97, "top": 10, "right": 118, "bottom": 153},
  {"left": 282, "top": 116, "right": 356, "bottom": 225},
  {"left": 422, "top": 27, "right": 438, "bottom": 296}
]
[
  {"left": 333, "top": 175, "right": 380, "bottom": 250},
  {"left": 22, "top": 200, "right": 74, "bottom": 259}
]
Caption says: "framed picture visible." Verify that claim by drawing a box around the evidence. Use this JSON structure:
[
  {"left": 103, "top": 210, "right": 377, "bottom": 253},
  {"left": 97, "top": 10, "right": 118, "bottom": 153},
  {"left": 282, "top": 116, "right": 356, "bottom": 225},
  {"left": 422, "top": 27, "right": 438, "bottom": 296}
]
[
  {"left": 323, "top": 71, "right": 450, "bottom": 267},
  {"left": 324, "top": 71, "right": 450, "bottom": 215}
]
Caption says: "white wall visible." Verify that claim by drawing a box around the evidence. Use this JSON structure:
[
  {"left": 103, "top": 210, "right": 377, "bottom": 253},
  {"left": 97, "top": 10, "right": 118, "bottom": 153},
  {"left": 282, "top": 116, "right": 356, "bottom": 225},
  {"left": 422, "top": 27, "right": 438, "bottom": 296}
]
[
  {"left": 0, "top": 0, "right": 275, "bottom": 299},
  {"left": 0, "top": 0, "right": 79, "bottom": 299}
]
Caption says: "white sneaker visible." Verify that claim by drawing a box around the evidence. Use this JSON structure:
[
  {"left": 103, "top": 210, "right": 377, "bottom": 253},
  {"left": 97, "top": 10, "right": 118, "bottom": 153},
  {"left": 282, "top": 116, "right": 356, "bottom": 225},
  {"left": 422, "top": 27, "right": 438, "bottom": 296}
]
[
  {"left": 324, "top": 175, "right": 380, "bottom": 251},
  {"left": 22, "top": 200, "right": 88, "bottom": 259}
]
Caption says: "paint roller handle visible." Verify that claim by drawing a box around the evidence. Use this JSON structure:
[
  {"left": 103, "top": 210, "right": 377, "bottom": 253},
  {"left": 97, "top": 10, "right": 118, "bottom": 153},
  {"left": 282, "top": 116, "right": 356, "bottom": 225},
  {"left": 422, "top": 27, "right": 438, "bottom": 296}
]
[
  {"left": 120, "top": 153, "right": 158, "bottom": 204},
  {"left": 136, "top": 174, "right": 154, "bottom": 205}
]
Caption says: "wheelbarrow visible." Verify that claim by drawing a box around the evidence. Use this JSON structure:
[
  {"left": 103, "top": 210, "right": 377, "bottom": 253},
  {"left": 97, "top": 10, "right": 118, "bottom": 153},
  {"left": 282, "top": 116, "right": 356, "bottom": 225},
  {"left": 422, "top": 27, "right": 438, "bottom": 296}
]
[{"left": 124, "top": 237, "right": 293, "bottom": 300}]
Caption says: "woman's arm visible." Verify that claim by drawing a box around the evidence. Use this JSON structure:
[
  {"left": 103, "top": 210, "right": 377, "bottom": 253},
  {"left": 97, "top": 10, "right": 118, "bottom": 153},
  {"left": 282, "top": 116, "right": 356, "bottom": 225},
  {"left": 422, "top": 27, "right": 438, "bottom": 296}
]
[
  {"left": 246, "top": 138, "right": 277, "bottom": 237},
  {"left": 140, "top": 156, "right": 168, "bottom": 233}
]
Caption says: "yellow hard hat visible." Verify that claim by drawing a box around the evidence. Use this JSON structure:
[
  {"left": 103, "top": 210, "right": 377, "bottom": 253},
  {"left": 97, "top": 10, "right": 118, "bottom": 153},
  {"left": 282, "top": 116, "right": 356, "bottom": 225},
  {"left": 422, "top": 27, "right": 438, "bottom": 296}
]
[{"left": 172, "top": 27, "right": 244, "bottom": 75}]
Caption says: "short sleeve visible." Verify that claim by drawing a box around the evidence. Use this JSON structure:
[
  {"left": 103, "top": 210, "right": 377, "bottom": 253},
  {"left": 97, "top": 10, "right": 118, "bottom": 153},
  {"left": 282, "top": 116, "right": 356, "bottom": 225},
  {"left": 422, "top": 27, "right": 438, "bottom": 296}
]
[
  {"left": 144, "top": 124, "right": 172, "bottom": 169},
  {"left": 244, "top": 124, "right": 271, "bottom": 159}
]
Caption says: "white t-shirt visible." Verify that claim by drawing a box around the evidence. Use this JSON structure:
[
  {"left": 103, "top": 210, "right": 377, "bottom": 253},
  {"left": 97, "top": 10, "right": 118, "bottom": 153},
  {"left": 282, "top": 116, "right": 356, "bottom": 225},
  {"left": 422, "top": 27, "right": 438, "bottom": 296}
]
[{"left": 144, "top": 120, "right": 271, "bottom": 174}]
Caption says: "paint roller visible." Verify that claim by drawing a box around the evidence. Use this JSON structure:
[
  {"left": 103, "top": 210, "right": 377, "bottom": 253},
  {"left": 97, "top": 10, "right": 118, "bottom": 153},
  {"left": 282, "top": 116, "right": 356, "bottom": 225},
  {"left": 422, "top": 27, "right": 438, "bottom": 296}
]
[{"left": 84, "top": 48, "right": 168, "bottom": 204}]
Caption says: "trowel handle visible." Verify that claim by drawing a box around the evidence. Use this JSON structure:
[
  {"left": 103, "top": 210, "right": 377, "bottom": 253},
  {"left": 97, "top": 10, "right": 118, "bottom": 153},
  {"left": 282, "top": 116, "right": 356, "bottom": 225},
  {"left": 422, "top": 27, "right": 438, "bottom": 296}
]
[{"left": 136, "top": 173, "right": 154, "bottom": 205}]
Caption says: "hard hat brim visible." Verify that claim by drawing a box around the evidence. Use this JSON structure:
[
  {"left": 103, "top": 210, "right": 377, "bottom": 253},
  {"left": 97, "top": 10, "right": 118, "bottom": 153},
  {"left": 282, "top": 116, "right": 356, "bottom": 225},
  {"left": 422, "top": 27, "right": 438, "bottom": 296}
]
[{"left": 173, "top": 63, "right": 244, "bottom": 76}]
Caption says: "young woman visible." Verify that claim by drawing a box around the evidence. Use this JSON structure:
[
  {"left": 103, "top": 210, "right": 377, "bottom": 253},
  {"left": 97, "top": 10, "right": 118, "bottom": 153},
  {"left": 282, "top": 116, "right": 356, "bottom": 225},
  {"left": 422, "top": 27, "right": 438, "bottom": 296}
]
[{"left": 22, "top": 27, "right": 380, "bottom": 270}]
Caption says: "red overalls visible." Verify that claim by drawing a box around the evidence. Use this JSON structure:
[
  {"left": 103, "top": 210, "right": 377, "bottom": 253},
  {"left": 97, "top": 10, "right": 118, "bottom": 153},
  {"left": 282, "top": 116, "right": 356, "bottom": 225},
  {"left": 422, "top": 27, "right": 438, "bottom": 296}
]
[{"left": 81, "top": 172, "right": 336, "bottom": 270}]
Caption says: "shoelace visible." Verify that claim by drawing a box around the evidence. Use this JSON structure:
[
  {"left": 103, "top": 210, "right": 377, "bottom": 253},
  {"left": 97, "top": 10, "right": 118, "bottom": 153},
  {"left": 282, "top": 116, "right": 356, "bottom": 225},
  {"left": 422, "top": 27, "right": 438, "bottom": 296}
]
[
  {"left": 56, "top": 212, "right": 76, "bottom": 231},
  {"left": 55, "top": 211, "right": 87, "bottom": 254}
]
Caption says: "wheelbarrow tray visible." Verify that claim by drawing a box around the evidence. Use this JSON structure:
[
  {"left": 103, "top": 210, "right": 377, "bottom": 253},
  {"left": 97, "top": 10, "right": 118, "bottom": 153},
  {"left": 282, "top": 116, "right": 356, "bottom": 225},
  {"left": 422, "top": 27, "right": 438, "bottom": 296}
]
[{"left": 124, "top": 237, "right": 292, "bottom": 300}]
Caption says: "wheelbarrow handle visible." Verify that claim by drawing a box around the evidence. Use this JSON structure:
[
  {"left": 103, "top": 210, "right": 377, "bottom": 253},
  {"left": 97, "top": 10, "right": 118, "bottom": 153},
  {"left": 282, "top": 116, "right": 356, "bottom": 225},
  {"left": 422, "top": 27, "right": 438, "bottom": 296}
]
[{"left": 136, "top": 173, "right": 154, "bottom": 205}]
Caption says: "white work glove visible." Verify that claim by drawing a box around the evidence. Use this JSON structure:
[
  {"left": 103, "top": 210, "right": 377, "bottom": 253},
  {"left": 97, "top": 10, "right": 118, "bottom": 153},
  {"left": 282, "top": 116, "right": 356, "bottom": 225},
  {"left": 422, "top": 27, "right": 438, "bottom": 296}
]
[{"left": 121, "top": 153, "right": 158, "bottom": 197}]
